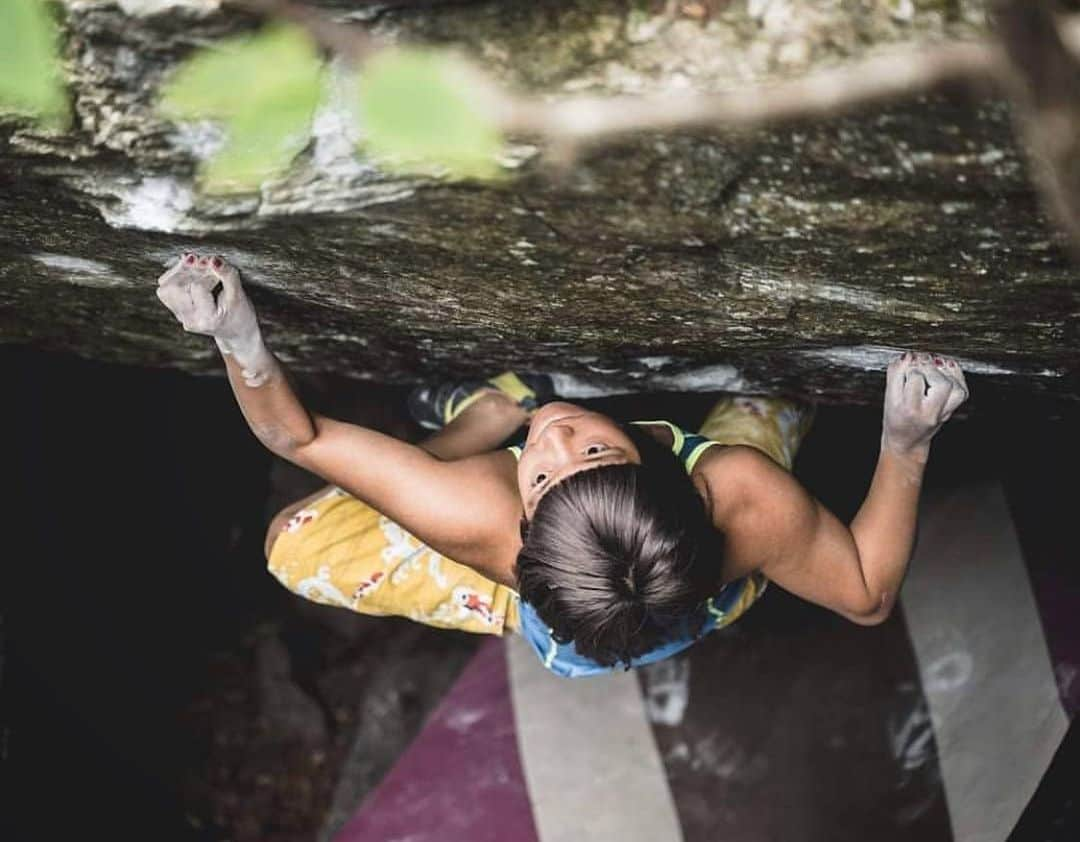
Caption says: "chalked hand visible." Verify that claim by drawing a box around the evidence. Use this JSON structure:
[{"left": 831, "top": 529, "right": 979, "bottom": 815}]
[
  {"left": 881, "top": 351, "right": 968, "bottom": 459},
  {"left": 157, "top": 254, "right": 274, "bottom": 387}
]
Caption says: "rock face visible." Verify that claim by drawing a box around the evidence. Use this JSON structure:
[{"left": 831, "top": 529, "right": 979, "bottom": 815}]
[{"left": 1, "top": 0, "right": 1077, "bottom": 408}]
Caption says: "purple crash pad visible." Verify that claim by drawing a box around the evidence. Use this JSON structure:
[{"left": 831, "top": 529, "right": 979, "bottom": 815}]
[{"left": 335, "top": 637, "right": 539, "bottom": 842}]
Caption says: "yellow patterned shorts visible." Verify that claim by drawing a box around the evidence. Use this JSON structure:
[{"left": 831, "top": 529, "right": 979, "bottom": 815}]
[
  {"left": 267, "top": 489, "right": 521, "bottom": 635},
  {"left": 266, "top": 395, "right": 812, "bottom": 636},
  {"left": 697, "top": 395, "right": 814, "bottom": 472}
]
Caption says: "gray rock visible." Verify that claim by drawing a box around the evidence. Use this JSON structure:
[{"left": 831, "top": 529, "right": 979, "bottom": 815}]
[{"left": 1, "top": 0, "right": 1076, "bottom": 408}]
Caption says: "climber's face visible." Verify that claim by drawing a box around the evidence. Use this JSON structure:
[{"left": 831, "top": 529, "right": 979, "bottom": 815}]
[{"left": 517, "top": 401, "right": 641, "bottom": 520}]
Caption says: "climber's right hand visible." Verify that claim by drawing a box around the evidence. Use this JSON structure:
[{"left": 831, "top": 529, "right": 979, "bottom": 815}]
[
  {"left": 157, "top": 253, "right": 274, "bottom": 386},
  {"left": 156, "top": 253, "right": 261, "bottom": 349}
]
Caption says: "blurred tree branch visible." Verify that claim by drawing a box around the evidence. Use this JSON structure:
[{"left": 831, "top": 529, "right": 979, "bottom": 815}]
[
  {"left": 232, "top": 0, "right": 375, "bottom": 62},
  {"left": 500, "top": 40, "right": 997, "bottom": 140},
  {"left": 993, "top": 0, "right": 1080, "bottom": 260},
  {"left": 225, "top": 0, "right": 1080, "bottom": 257}
]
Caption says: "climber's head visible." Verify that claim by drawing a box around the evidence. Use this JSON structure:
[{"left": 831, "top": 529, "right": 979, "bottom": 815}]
[
  {"left": 515, "top": 405, "right": 721, "bottom": 668},
  {"left": 515, "top": 402, "right": 643, "bottom": 519}
]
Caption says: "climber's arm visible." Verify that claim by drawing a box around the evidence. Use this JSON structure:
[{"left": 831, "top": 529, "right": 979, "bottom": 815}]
[
  {"left": 715, "top": 352, "right": 968, "bottom": 625},
  {"left": 156, "top": 253, "right": 521, "bottom": 569},
  {"left": 285, "top": 414, "right": 522, "bottom": 569},
  {"left": 228, "top": 352, "right": 519, "bottom": 567},
  {"left": 722, "top": 445, "right": 918, "bottom": 624},
  {"left": 714, "top": 447, "right": 890, "bottom": 623}
]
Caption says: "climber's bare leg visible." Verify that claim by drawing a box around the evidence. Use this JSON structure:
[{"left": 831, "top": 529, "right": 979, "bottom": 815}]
[{"left": 417, "top": 391, "right": 530, "bottom": 461}]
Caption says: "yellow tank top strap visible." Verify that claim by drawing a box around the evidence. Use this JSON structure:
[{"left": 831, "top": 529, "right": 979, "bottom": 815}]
[
  {"left": 684, "top": 439, "right": 721, "bottom": 473},
  {"left": 632, "top": 420, "right": 722, "bottom": 475}
]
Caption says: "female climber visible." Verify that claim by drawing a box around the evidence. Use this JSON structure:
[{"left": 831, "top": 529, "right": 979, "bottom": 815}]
[{"left": 156, "top": 253, "right": 968, "bottom": 677}]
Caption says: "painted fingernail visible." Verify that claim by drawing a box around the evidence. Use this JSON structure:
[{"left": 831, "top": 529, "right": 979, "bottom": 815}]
[
  {"left": 934, "top": 356, "right": 943, "bottom": 365},
  {"left": 198, "top": 256, "right": 209, "bottom": 266},
  {"left": 211, "top": 256, "right": 222, "bottom": 269},
  {"left": 184, "top": 253, "right": 196, "bottom": 265}
]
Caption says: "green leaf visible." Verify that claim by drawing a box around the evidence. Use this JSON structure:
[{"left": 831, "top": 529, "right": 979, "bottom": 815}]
[
  {"left": 0, "top": 0, "right": 68, "bottom": 127},
  {"left": 160, "top": 25, "right": 323, "bottom": 192},
  {"left": 358, "top": 49, "right": 503, "bottom": 180}
]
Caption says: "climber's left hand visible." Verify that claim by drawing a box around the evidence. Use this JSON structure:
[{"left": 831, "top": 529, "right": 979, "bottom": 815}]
[{"left": 881, "top": 351, "right": 968, "bottom": 459}]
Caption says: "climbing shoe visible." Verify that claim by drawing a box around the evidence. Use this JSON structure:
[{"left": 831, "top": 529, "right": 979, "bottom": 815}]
[{"left": 408, "top": 371, "right": 556, "bottom": 431}]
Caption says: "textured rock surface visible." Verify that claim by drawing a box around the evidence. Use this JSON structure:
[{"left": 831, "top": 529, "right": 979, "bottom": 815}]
[{"left": 1, "top": 0, "right": 1077, "bottom": 407}]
